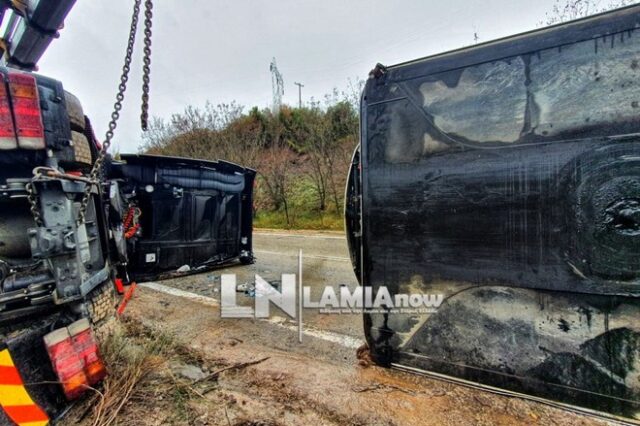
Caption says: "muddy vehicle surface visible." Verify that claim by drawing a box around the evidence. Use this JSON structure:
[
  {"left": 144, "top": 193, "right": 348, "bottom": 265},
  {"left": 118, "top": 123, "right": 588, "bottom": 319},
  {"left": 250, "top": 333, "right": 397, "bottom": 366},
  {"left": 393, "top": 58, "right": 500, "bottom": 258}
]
[{"left": 346, "top": 4, "right": 640, "bottom": 421}]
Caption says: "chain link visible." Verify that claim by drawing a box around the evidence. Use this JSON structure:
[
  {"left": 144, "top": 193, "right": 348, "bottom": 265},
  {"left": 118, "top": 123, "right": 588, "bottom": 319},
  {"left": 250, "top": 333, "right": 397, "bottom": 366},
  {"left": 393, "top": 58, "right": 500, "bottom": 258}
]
[
  {"left": 141, "top": 0, "right": 153, "bottom": 131},
  {"left": 25, "top": 0, "right": 154, "bottom": 227},
  {"left": 76, "top": 0, "right": 146, "bottom": 225},
  {"left": 26, "top": 181, "right": 42, "bottom": 226}
]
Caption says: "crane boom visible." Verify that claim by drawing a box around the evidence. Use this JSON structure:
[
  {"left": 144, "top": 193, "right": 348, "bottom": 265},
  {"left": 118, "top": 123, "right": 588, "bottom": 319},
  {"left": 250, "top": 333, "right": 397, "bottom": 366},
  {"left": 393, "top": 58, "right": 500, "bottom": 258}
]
[{"left": 0, "top": 0, "right": 76, "bottom": 71}]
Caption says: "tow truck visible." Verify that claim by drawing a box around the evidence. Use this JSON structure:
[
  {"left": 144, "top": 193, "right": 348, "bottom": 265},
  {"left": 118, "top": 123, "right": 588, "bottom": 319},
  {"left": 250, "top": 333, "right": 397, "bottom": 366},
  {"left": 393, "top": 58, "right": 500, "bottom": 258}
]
[
  {"left": 0, "top": 1, "right": 255, "bottom": 424},
  {"left": 346, "top": 3, "right": 640, "bottom": 422}
]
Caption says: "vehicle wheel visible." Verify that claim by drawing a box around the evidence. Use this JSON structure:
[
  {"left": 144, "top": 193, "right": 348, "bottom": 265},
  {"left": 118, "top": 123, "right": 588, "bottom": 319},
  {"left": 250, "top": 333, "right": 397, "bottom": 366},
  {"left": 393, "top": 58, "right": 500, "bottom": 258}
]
[
  {"left": 65, "top": 90, "right": 85, "bottom": 132},
  {"left": 240, "top": 253, "right": 254, "bottom": 265},
  {"left": 71, "top": 131, "right": 92, "bottom": 166},
  {"left": 562, "top": 144, "right": 640, "bottom": 280},
  {"left": 86, "top": 281, "right": 116, "bottom": 326}
]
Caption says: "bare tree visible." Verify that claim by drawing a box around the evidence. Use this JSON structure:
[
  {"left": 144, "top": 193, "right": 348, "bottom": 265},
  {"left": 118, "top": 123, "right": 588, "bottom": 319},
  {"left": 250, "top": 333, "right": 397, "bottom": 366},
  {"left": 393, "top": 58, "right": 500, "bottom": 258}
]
[
  {"left": 139, "top": 116, "right": 174, "bottom": 153},
  {"left": 139, "top": 80, "right": 361, "bottom": 229},
  {"left": 341, "top": 78, "right": 365, "bottom": 112},
  {"left": 542, "top": 0, "right": 637, "bottom": 26},
  {"left": 260, "top": 142, "right": 297, "bottom": 226}
]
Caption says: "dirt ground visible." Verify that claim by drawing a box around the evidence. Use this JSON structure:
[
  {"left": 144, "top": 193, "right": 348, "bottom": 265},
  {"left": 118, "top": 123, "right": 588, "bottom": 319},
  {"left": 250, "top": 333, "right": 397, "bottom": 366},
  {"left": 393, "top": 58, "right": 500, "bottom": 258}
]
[
  {"left": 59, "top": 230, "right": 625, "bottom": 425},
  {"left": 64, "top": 287, "right": 616, "bottom": 426}
]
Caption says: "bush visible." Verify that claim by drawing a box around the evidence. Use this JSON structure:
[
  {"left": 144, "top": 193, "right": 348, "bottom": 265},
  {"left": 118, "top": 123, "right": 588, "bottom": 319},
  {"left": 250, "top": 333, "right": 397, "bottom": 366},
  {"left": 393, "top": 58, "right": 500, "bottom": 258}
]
[{"left": 141, "top": 83, "right": 363, "bottom": 231}]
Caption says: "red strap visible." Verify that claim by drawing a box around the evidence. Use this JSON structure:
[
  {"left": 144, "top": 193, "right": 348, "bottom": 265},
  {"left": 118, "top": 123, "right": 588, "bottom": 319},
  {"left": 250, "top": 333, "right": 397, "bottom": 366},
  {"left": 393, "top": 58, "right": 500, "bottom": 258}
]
[{"left": 117, "top": 282, "right": 137, "bottom": 316}]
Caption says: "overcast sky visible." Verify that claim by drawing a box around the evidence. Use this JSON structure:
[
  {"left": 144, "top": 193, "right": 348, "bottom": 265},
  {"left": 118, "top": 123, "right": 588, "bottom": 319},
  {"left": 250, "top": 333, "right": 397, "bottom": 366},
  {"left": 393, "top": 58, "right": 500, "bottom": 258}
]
[{"left": 36, "top": 0, "right": 562, "bottom": 153}]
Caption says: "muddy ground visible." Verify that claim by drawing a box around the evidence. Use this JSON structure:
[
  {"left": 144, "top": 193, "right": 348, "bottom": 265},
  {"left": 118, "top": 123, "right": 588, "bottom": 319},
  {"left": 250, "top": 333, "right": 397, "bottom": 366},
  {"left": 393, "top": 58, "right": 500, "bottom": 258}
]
[
  {"left": 64, "top": 232, "right": 616, "bottom": 425},
  {"left": 65, "top": 231, "right": 615, "bottom": 425},
  {"left": 65, "top": 289, "right": 612, "bottom": 426}
]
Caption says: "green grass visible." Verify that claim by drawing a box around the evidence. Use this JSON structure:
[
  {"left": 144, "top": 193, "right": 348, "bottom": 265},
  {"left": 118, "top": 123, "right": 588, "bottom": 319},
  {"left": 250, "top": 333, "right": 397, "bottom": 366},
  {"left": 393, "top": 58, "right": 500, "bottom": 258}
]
[
  {"left": 254, "top": 176, "right": 347, "bottom": 231},
  {"left": 254, "top": 209, "right": 344, "bottom": 231}
]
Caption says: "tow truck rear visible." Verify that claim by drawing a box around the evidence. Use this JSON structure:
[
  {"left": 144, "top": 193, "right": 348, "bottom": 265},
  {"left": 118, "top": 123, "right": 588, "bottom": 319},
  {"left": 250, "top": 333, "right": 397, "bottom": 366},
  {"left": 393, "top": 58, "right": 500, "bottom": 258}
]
[{"left": 0, "top": 1, "right": 255, "bottom": 424}]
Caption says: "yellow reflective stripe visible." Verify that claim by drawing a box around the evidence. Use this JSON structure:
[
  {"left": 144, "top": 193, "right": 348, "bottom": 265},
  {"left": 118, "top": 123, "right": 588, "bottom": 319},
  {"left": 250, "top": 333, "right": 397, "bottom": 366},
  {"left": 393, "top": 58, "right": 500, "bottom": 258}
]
[
  {"left": 0, "top": 349, "right": 14, "bottom": 367},
  {"left": 20, "top": 421, "right": 49, "bottom": 426},
  {"left": 0, "top": 384, "right": 36, "bottom": 406}
]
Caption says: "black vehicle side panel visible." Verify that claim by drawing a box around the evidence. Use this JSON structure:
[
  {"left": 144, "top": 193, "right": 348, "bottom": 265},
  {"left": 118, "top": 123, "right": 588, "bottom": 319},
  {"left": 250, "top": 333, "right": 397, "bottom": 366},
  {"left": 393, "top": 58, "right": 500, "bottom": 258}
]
[{"left": 357, "top": 5, "right": 640, "bottom": 420}]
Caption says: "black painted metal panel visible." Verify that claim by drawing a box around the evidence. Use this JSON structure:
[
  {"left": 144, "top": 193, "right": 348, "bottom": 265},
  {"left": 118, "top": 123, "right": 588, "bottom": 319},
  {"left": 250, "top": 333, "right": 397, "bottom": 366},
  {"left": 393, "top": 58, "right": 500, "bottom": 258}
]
[
  {"left": 115, "top": 154, "right": 255, "bottom": 280},
  {"left": 354, "top": 5, "right": 640, "bottom": 420}
]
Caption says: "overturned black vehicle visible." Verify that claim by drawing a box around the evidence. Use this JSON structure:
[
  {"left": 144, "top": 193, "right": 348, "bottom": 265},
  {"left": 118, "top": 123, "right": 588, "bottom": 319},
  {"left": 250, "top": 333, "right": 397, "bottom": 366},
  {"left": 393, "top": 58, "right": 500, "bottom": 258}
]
[
  {"left": 0, "top": 88, "right": 255, "bottom": 324},
  {"left": 347, "top": 4, "right": 640, "bottom": 421},
  {"left": 110, "top": 154, "right": 255, "bottom": 281}
]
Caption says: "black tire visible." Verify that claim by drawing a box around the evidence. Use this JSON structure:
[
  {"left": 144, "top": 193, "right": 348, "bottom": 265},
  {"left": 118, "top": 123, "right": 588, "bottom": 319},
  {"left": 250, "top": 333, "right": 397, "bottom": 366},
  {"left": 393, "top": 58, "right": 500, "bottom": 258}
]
[
  {"left": 65, "top": 90, "right": 85, "bottom": 132},
  {"left": 71, "top": 131, "right": 92, "bottom": 166},
  {"left": 562, "top": 143, "right": 640, "bottom": 280},
  {"left": 85, "top": 281, "right": 116, "bottom": 326}
]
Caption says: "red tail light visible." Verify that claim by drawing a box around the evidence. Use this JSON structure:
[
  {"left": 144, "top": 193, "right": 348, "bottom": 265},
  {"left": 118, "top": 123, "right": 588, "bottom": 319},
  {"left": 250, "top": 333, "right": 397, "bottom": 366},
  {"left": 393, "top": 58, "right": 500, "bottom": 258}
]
[
  {"left": 68, "top": 318, "right": 107, "bottom": 386},
  {"left": 0, "top": 74, "right": 17, "bottom": 150},
  {"left": 44, "top": 327, "right": 89, "bottom": 400},
  {"left": 114, "top": 278, "right": 125, "bottom": 294},
  {"left": 8, "top": 72, "right": 45, "bottom": 150}
]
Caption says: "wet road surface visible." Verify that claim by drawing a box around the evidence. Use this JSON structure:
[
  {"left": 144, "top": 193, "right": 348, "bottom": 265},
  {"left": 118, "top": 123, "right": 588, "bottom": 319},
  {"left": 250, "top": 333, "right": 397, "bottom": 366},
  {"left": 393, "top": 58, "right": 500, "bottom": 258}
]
[{"left": 146, "top": 230, "right": 362, "bottom": 345}]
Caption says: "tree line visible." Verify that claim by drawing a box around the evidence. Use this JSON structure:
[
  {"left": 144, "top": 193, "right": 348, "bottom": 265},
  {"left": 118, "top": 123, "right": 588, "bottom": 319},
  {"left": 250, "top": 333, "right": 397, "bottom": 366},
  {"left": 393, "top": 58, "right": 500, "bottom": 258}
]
[{"left": 140, "top": 85, "right": 362, "bottom": 229}]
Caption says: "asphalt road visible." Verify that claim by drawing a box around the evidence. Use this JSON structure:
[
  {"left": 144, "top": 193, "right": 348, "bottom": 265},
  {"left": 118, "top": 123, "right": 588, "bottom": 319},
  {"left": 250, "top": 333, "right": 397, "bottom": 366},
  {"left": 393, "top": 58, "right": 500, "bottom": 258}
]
[{"left": 145, "top": 230, "right": 364, "bottom": 360}]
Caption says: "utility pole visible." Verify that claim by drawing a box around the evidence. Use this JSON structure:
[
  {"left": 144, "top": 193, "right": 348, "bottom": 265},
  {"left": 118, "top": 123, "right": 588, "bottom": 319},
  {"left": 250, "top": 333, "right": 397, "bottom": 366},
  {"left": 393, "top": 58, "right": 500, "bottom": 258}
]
[{"left": 294, "top": 82, "right": 304, "bottom": 108}]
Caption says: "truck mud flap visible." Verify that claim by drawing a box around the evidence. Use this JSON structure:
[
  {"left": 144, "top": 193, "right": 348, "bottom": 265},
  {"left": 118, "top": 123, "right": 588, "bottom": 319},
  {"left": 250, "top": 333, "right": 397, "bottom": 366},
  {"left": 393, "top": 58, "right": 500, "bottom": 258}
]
[{"left": 0, "top": 318, "right": 66, "bottom": 425}]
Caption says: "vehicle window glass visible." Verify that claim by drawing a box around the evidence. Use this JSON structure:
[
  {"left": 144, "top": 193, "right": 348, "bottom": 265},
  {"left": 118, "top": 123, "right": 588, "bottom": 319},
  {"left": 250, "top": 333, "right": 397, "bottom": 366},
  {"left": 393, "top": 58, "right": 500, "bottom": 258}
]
[
  {"left": 409, "top": 30, "right": 640, "bottom": 148},
  {"left": 194, "top": 195, "right": 216, "bottom": 241},
  {"left": 530, "top": 31, "right": 640, "bottom": 137},
  {"left": 153, "top": 195, "right": 184, "bottom": 241},
  {"left": 420, "top": 57, "right": 527, "bottom": 144}
]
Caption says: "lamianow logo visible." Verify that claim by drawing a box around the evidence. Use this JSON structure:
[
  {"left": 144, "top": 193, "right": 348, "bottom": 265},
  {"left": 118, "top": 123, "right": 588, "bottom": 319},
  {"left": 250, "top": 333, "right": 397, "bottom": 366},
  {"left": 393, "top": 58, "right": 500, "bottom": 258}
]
[{"left": 220, "top": 251, "right": 444, "bottom": 341}]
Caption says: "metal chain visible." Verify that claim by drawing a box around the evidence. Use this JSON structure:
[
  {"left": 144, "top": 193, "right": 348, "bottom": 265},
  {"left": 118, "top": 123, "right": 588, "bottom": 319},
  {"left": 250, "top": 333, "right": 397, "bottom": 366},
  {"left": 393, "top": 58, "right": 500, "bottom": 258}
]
[
  {"left": 141, "top": 0, "right": 153, "bottom": 131},
  {"left": 76, "top": 0, "right": 143, "bottom": 225},
  {"left": 26, "top": 181, "right": 42, "bottom": 226}
]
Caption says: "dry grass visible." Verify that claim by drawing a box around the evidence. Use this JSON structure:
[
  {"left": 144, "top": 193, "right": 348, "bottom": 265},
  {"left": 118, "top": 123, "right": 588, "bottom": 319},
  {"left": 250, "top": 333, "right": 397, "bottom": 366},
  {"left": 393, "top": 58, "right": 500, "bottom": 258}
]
[
  {"left": 66, "top": 319, "right": 203, "bottom": 425},
  {"left": 65, "top": 318, "right": 273, "bottom": 425},
  {"left": 88, "top": 333, "right": 164, "bottom": 425}
]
